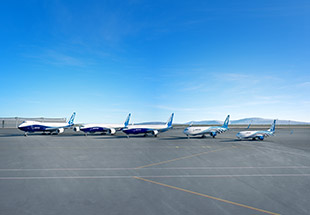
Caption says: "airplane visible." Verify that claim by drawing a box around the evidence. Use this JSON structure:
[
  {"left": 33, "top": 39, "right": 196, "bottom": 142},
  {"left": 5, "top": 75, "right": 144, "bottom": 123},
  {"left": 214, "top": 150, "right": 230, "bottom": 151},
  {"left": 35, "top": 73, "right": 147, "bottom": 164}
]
[
  {"left": 74, "top": 113, "right": 131, "bottom": 136},
  {"left": 122, "top": 113, "right": 174, "bottom": 138},
  {"left": 183, "top": 115, "right": 230, "bottom": 138},
  {"left": 18, "top": 112, "right": 76, "bottom": 136},
  {"left": 236, "top": 119, "right": 276, "bottom": 140}
]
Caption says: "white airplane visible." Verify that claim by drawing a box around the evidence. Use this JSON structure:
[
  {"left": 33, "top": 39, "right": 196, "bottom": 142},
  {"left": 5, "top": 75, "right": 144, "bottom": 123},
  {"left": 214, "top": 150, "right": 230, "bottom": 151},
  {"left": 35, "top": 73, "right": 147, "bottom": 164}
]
[
  {"left": 122, "top": 113, "right": 174, "bottom": 138},
  {"left": 74, "top": 113, "right": 131, "bottom": 136},
  {"left": 18, "top": 112, "right": 76, "bottom": 136},
  {"left": 183, "top": 115, "right": 230, "bottom": 138},
  {"left": 236, "top": 120, "right": 276, "bottom": 140}
]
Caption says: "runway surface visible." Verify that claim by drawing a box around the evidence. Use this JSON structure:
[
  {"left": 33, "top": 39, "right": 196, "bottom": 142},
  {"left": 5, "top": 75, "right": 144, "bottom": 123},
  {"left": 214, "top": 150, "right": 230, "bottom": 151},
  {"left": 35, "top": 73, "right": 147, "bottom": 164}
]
[{"left": 0, "top": 128, "right": 309, "bottom": 215}]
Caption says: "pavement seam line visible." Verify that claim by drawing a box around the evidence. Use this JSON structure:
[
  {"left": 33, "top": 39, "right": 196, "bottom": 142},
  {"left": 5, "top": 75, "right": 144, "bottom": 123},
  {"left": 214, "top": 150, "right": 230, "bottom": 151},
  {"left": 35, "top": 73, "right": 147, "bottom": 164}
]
[
  {"left": 1, "top": 174, "right": 310, "bottom": 180},
  {"left": 1, "top": 165, "right": 310, "bottom": 171},
  {"left": 135, "top": 146, "right": 232, "bottom": 169},
  {"left": 133, "top": 176, "right": 280, "bottom": 215}
]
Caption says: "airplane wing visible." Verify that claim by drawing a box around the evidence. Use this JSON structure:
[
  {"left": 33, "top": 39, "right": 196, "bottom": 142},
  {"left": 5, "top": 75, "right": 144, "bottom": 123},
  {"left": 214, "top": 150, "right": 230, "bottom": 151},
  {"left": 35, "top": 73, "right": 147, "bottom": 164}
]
[
  {"left": 209, "top": 127, "right": 226, "bottom": 134},
  {"left": 252, "top": 131, "right": 273, "bottom": 140}
]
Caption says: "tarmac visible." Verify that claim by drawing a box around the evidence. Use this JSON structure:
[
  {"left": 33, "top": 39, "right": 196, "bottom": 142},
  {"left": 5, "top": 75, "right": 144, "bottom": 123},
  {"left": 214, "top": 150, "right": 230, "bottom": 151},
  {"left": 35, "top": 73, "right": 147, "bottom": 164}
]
[{"left": 0, "top": 127, "right": 309, "bottom": 215}]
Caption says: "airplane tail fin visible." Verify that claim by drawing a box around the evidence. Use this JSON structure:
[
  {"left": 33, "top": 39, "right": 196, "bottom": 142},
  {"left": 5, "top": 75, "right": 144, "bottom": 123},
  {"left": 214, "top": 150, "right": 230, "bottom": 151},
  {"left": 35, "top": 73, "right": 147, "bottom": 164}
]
[
  {"left": 222, "top": 115, "right": 230, "bottom": 128},
  {"left": 268, "top": 120, "right": 276, "bottom": 133},
  {"left": 166, "top": 113, "right": 174, "bottom": 127},
  {"left": 68, "top": 112, "right": 76, "bottom": 125},
  {"left": 124, "top": 113, "right": 131, "bottom": 127},
  {"left": 247, "top": 120, "right": 253, "bottom": 129}
]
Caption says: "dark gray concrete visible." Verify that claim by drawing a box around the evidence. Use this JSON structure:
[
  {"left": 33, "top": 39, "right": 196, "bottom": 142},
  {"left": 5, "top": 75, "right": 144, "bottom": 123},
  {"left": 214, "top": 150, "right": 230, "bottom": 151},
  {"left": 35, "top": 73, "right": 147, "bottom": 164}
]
[{"left": 0, "top": 128, "right": 309, "bottom": 215}]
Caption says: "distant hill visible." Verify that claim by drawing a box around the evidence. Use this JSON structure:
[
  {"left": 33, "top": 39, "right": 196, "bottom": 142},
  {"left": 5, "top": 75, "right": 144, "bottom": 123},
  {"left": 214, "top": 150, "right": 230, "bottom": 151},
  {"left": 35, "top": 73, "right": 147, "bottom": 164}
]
[{"left": 186, "top": 117, "right": 310, "bottom": 125}]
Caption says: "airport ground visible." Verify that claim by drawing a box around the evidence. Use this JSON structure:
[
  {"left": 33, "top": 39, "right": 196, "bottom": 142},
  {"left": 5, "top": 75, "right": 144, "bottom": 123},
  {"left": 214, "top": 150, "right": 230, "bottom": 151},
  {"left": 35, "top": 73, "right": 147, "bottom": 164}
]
[{"left": 0, "top": 127, "right": 309, "bottom": 215}]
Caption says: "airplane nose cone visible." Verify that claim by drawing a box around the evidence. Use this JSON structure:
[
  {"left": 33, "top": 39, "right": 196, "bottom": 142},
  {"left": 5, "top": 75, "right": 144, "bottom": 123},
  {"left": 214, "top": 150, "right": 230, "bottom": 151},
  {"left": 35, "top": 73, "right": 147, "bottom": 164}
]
[{"left": 18, "top": 125, "right": 26, "bottom": 131}]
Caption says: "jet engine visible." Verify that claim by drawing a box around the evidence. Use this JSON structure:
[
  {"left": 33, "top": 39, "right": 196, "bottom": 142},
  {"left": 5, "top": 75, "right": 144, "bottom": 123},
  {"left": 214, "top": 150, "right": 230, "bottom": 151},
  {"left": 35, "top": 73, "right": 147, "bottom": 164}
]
[
  {"left": 109, "top": 128, "right": 116, "bottom": 135},
  {"left": 73, "top": 127, "right": 80, "bottom": 132},
  {"left": 210, "top": 132, "right": 217, "bottom": 138},
  {"left": 258, "top": 136, "right": 264, "bottom": 140},
  {"left": 152, "top": 130, "right": 159, "bottom": 137},
  {"left": 57, "top": 128, "right": 65, "bottom": 134}
]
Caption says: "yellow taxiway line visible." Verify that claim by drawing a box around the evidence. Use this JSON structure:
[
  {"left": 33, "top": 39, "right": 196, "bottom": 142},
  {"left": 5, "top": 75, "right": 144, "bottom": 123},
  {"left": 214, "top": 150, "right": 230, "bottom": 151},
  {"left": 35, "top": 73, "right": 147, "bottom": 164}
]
[{"left": 134, "top": 176, "right": 280, "bottom": 215}]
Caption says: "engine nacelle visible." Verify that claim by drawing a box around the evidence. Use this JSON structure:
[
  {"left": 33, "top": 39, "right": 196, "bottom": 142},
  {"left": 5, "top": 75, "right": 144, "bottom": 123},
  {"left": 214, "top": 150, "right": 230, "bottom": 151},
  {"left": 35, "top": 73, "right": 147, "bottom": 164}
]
[
  {"left": 210, "top": 132, "right": 217, "bottom": 138},
  {"left": 57, "top": 128, "right": 65, "bottom": 134},
  {"left": 152, "top": 130, "right": 159, "bottom": 136},
  {"left": 73, "top": 127, "right": 80, "bottom": 132},
  {"left": 109, "top": 128, "right": 116, "bottom": 135},
  {"left": 258, "top": 136, "right": 264, "bottom": 140}
]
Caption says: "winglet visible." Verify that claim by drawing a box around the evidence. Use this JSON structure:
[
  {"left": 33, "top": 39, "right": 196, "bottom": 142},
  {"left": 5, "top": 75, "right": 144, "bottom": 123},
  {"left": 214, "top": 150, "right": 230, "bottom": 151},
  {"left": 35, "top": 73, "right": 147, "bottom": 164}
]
[
  {"left": 68, "top": 112, "right": 76, "bottom": 125},
  {"left": 124, "top": 113, "right": 131, "bottom": 127},
  {"left": 166, "top": 113, "right": 174, "bottom": 127},
  {"left": 222, "top": 115, "right": 230, "bottom": 128}
]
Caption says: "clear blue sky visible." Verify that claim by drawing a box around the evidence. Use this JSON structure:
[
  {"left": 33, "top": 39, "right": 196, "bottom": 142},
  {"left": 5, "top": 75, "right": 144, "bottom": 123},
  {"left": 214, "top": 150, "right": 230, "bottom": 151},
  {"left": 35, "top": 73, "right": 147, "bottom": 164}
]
[{"left": 0, "top": 0, "right": 309, "bottom": 123}]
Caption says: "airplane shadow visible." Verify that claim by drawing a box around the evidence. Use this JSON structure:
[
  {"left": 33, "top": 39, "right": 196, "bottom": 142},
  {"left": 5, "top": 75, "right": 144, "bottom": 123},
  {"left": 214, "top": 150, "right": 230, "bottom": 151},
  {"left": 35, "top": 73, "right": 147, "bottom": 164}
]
[
  {"left": 94, "top": 134, "right": 157, "bottom": 139},
  {"left": 219, "top": 139, "right": 273, "bottom": 143},
  {"left": 0, "top": 134, "right": 25, "bottom": 137},
  {"left": 0, "top": 132, "right": 57, "bottom": 137},
  {"left": 94, "top": 136, "right": 129, "bottom": 139},
  {"left": 219, "top": 139, "right": 243, "bottom": 142},
  {"left": 0, "top": 133, "right": 85, "bottom": 137},
  {"left": 158, "top": 136, "right": 190, "bottom": 140}
]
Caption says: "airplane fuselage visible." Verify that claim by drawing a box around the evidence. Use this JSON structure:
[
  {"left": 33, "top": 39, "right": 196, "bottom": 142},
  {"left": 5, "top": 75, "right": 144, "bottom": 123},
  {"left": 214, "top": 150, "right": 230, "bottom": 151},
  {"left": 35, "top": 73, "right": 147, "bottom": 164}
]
[
  {"left": 236, "top": 130, "right": 273, "bottom": 140},
  {"left": 79, "top": 123, "right": 124, "bottom": 134},
  {"left": 183, "top": 126, "right": 228, "bottom": 137},
  {"left": 18, "top": 121, "right": 71, "bottom": 133},
  {"left": 122, "top": 124, "right": 170, "bottom": 136}
]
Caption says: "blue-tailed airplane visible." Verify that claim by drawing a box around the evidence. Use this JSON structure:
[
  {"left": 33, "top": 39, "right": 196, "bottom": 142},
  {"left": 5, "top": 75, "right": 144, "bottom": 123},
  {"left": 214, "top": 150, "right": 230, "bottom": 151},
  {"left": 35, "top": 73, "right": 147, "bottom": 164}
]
[
  {"left": 74, "top": 113, "right": 131, "bottom": 136},
  {"left": 122, "top": 113, "right": 174, "bottom": 137},
  {"left": 18, "top": 112, "right": 76, "bottom": 136},
  {"left": 183, "top": 115, "right": 230, "bottom": 138},
  {"left": 236, "top": 120, "right": 276, "bottom": 140}
]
